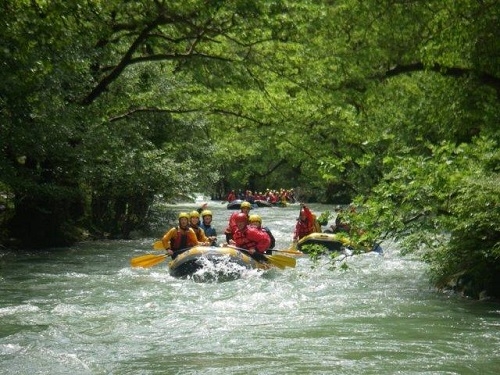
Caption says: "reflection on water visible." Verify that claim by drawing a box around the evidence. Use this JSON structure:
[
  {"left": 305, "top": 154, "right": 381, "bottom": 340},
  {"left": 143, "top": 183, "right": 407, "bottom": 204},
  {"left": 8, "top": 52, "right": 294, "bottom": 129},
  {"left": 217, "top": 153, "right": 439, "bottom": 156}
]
[{"left": 1, "top": 201, "right": 499, "bottom": 374}]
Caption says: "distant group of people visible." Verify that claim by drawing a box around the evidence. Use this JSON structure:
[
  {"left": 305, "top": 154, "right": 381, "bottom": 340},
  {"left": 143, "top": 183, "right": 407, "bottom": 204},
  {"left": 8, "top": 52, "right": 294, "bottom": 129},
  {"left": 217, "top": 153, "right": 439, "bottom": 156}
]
[
  {"left": 226, "top": 188, "right": 296, "bottom": 205},
  {"left": 160, "top": 201, "right": 353, "bottom": 262}
]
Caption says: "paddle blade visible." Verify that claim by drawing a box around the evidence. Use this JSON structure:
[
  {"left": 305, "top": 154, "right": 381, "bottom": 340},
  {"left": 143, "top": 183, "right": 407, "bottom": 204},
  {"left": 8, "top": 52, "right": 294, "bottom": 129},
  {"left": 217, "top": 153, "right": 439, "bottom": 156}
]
[
  {"left": 273, "top": 249, "right": 304, "bottom": 256},
  {"left": 265, "top": 254, "right": 296, "bottom": 269},
  {"left": 227, "top": 245, "right": 296, "bottom": 269},
  {"left": 153, "top": 240, "right": 165, "bottom": 250},
  {"left": 130, "top": 254, "right": 168, "bottom": 268},
  {"left": 266, "top": 256, "right": 286, "bottom": 269}
]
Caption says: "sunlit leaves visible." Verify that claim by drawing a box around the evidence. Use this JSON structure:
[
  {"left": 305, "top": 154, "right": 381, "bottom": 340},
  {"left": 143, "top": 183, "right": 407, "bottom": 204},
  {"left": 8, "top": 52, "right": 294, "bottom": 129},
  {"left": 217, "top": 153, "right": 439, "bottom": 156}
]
[
  {"left": 1, "top": 0, "right": 499, "bottom": 293},
  {"left": 353, "top": 136, "right": 500, "bottom": 296}
]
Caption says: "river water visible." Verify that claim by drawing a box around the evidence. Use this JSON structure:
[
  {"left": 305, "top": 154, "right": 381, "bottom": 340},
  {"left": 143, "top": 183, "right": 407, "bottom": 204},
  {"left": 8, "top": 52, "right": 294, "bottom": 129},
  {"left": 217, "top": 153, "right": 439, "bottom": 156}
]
[{"left": 1, "top": 201, "right": 499, "bottom": 374}]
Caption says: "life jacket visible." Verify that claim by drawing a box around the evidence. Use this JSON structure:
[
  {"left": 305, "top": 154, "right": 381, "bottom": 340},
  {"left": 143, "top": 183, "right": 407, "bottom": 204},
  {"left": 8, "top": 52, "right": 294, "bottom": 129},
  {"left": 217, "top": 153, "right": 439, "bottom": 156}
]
[
  {"left": 294, "top": 220, "right": 314, "bottom": 240},
  {"left": 170, "top": 226, "right": 190, "bottom": 250},
  {"left": 233, "top": 229, "right": 257, "bottom": 250},
  {"left": 232, "top": 227, "right": 262, "bottom": 251},
  {"left": 233, "top": 226, "right": 271, "bottom": 253},
  {"left": 190, "top": 225, "right": 205, "bottom": 241}
]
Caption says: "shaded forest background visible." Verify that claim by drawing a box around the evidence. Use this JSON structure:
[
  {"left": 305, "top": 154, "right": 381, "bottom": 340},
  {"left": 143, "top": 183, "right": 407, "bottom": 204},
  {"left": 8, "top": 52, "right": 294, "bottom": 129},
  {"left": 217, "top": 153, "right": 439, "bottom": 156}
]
[{"left": 1, "top": 0, "right": 499, "bottom": 298}]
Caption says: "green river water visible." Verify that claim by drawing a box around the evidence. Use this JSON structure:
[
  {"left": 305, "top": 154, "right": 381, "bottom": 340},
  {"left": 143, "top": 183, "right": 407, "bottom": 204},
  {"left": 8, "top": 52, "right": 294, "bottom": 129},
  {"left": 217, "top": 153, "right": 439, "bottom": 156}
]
[{"left": 1, "top": 201, "right": 499, "bottom": 374}]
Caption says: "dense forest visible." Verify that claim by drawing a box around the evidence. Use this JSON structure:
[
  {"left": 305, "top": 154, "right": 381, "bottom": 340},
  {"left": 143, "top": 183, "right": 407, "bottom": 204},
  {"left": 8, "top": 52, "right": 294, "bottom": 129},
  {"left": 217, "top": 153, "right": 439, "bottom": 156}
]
[{"left": 1, "top": 0, "right": 499, "bottom": 299}]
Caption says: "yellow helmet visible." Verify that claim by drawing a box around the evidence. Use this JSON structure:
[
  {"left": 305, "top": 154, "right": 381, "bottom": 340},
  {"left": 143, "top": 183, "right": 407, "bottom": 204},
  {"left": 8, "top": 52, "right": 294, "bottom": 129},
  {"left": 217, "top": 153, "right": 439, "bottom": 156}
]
[
  {"left": 178, "top": 212, "right": 189, "bottom": 220},
  {"left": 189, "top": 210, "right": 200, "bottom": 218},
  {"left": 201, "top": 210, "right": 212, "bottom": 218},
  {"left": 240, "top": 201, "right": 252, "bottom": 209},
  {"left": 249, "top": 214, "right": 262, "bottom": 224}
]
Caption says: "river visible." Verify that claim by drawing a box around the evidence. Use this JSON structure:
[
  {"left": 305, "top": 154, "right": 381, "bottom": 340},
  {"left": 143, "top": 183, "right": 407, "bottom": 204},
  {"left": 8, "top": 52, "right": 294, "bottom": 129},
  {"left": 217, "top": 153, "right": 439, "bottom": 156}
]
[{"left": 1, "top": 201, "right": 499, "bottom": 374}]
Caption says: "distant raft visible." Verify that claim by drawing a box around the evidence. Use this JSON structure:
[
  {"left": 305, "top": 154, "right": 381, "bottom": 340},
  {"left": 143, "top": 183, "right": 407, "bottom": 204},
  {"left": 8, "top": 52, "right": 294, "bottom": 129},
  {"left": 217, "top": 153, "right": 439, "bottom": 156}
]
[
  {"left": 168, "top": 246, "right": 271, "bottom": 279},
  {"left": 253, "top": 199, "right": 273, "bottom": 207},
  {"left": 226, "top": 199, "right": 244, "bottom": 209}
]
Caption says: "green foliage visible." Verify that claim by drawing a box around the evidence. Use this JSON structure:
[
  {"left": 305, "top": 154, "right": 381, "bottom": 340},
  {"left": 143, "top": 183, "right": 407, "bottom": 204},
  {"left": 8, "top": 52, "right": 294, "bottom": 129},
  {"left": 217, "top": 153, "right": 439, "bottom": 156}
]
[
  {"left": 350, "top": 137, "right": 500, "bottom": 298},
  {"left": 301, "top": 243, "right": 357, "bottom": 272},
  {"left": 316, "top": 211, "right": 331, "bottom": 226}
]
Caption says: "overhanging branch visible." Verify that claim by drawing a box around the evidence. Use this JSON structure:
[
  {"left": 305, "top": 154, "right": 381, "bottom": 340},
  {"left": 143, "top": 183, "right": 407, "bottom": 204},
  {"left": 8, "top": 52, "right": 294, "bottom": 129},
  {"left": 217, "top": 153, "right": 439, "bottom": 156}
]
[
  {"left": 108, "top": 107, "right": 200, "bottom": 122},
  {"left": 385, "top": 63, "right": 500, "bottom": 98}
]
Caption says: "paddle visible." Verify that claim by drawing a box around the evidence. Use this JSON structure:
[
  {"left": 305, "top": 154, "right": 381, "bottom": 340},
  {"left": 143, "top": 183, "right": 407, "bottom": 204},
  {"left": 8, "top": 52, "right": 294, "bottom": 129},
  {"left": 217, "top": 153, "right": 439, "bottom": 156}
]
[
  {"left": 130, "top": 253, "right": 169, "bottom": 268},
  {"left": 131, "top": 240, "right": 172, "bottom": 268},
  {"left": 265, "top": 253, "right": 296, "bottom": 269},
  {"left": 153, "top": 240, "right": 164, "bottom": 250},
  {"left": 269, "top": 249, "right": 304, "bottom": 256},
  {"left": 228, "top": 246, "right": 296, "bottom": 269},
  {"left": 132, "top": 242, "right": 198, "bottom": 268}
]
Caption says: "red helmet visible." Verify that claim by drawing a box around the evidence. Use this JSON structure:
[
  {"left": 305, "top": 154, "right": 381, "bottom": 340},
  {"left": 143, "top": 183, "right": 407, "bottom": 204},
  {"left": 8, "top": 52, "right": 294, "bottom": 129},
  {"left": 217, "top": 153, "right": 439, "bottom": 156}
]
[{"left": 234, "top": 212, "right": 248, "bottom": 224}]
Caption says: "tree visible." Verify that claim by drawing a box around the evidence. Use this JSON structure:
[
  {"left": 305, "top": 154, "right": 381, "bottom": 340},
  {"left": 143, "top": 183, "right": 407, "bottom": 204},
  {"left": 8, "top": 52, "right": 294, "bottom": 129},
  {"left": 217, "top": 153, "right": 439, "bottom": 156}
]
[{"left": 1, "top": 0, "right": 499, "bottom": 300}]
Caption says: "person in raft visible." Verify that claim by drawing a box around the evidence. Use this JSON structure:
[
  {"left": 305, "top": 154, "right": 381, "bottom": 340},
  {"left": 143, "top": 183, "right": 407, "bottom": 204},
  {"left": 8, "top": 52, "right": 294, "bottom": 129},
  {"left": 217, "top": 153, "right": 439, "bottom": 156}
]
[
  {"left": 224, "top": 200, "right": 252, "bottom": 242},
  {"left": 293, "top": 203, "right": 316, "bottom": 242},
  {"left": 161, "top": 212, "right": 203, "bottom": 259},
  {"left": 248, "top": 214, "right": 276, "bottom": 254},
  {"left": 188, "top": 210, "right": 211, "bottom": 244},
  {"left": 228, "top": 212, "right": 271, "bottom": 262},
  {"left": 199, "top": 209, "right": 217, "bottom": 246}
]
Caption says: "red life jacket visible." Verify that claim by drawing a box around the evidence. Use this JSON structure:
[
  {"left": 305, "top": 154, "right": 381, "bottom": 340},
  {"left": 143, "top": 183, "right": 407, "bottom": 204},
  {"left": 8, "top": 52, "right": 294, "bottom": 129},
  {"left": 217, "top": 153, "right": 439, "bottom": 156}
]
[
  {"left": 233, "top": 226, "right": 270, "bottom": 253},
  {"left": 294, "top": 220, "right": 314, "bottom": 240},
  {"left": 233, "top": 229, "right": 256, "bottom": 250},
  {"left": 170, "top": 226, "right": 190, "bottom": 250}
]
